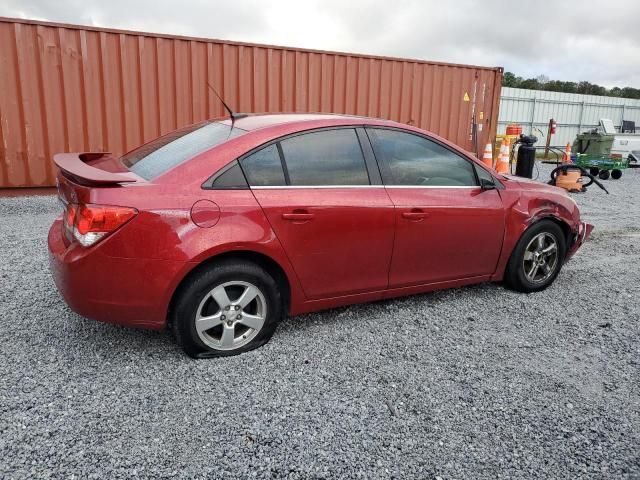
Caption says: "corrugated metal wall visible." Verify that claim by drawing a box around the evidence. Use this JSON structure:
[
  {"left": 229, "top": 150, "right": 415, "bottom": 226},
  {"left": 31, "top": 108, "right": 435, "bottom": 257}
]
[
  {"left": 499, "top": 87, "right": 640, "bottom": 146},
  {"left": 0, "top": 17, "right": 502, "bottom": 188}
]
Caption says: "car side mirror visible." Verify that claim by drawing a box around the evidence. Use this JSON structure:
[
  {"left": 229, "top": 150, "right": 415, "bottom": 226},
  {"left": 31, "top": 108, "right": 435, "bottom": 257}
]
[{"left": 480, "top": 178, "right": 496, "bottom": 191}]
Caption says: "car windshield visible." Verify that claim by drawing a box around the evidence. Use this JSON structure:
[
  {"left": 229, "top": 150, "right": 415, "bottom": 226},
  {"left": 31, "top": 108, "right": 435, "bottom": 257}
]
[{"left": 122, "top": 121, "right": 245, "bottom": 180}]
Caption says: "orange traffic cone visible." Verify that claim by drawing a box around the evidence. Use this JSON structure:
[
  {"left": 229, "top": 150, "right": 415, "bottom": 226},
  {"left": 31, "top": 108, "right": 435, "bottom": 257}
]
[
  {"left": 563, "top": 143, "right": 572, "bottom": 164},
  {"left": 481, "top": 143, "right": 493, "bottom": 169},
  {"left": 496, "top": 138, "right": 510, "bottom": 174}
]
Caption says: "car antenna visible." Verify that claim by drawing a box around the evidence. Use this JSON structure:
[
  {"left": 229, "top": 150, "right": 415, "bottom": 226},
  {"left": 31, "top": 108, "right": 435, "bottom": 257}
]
[{"left": 207, "top": 82, "right": 248, "bottom": 131}]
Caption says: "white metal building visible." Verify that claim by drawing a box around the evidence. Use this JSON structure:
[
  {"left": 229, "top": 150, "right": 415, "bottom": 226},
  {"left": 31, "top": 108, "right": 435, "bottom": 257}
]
[{"left": 499, "top": 87, "right": 640, "bottom": 146}]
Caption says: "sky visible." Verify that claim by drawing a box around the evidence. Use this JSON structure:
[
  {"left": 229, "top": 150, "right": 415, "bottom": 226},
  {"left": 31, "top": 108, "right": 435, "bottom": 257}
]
[{"left": 1, "top": 0, "right": 638, "bottom": 88}]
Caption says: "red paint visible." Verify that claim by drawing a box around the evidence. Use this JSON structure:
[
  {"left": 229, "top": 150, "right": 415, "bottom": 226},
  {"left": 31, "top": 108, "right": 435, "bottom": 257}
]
[
  {"left": 385, "top": 187, "right": 504, "bottom": 286},
  {"left": 253, "top": 188, "right": 395, "bottom": 299},
  {"left": 48, "top": 114, "right": 592, "bottom": 330}
]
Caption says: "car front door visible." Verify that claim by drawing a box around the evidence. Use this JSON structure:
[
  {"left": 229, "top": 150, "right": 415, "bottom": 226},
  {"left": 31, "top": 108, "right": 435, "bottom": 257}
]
[
  {"left": 241, "top": 127, "right": 395, "bottom": 300},
  {"left": 366, "top": 127, "right": 505, "bottom": 288}
]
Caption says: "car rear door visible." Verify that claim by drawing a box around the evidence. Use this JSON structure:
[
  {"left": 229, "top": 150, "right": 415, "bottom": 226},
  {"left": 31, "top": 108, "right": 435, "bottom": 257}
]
[
  {"left": 366, "top": 127, "right": 505, "bottom": 288},
  {"left": 241, "top": 127, "right": 395, "bottom": 300}
]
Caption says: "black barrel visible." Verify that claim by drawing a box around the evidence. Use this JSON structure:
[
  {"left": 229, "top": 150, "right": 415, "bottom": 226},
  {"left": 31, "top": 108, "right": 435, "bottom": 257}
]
[{"left": 515, "top": 134, "right": 537, "bottom": 178}]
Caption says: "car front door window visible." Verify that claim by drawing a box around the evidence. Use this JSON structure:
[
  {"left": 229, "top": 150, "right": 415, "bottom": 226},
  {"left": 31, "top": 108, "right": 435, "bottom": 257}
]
[{"left": 368, "top": 129, "right": 477, "bottom": 187}]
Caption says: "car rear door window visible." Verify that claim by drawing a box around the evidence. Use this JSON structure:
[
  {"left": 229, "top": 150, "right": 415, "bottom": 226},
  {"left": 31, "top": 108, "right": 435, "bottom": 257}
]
[
  {"left": 241, "top": 144, "right": 287, "bottom": 186},
  {"left": 279, "top": 129, "right": 370, "bottom": 186},
  {"left": 368, "top": 129, "right": 477, "bottom": 187}
]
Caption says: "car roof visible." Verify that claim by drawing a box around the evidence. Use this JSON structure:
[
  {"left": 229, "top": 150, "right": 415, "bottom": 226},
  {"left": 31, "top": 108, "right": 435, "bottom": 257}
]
[
  {"left": 158, "top": 112, "right": 487, "bottom": 184},
  {"left": 218, "top": 113, "right": 394, "bottom": 131}
]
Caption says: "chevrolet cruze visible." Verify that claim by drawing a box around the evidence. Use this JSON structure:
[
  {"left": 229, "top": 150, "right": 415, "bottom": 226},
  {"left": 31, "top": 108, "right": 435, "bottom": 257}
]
[{"left": 48, "top": 114, "right": 592, "bottom": 357}]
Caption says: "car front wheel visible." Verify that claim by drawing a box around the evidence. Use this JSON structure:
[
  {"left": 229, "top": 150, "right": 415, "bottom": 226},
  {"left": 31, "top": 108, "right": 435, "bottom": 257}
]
[
  {"left": 504, "top": 220, "right": 566, "bottom": 293},
  {"left": 172, "top": 260, "right": 282, "bottom": 358}
]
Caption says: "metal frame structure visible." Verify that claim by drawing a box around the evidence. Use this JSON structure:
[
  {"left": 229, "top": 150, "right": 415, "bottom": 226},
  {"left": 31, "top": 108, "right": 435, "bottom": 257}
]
[{"left": 499, "top": 87, "right": 640, "bottom": 146}]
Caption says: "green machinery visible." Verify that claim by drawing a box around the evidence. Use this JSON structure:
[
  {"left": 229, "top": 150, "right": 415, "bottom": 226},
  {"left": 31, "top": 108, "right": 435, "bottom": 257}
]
[
  {"left": 574, "top": 154, "right": 629, "bottom": 180},
  {"left": 572, "top": 130, "right": 629, "bottom": 180}
]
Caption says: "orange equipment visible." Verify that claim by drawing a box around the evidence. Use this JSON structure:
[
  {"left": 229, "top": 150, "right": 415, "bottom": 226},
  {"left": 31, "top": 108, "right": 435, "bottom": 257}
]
[
  {"left": 505, "top": 124, "right": 523, "bottom": 136},
  {"left": 554, "top": 143, "right": 583, "bottom": 192},
  {"left": 481, "top": 143, "right": 494, "bottom": 169}
]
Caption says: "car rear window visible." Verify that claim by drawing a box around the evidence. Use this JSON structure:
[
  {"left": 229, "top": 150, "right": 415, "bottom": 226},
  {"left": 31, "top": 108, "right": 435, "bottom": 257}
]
[{"left": 122, "top": 122, "right": 245, "bottom": 180}]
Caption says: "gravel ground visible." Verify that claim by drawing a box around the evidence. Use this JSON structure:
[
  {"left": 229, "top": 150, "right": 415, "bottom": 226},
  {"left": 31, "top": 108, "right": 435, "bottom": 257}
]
[{"left": 1, "top": 164, "right": 639, "bottom": 479}]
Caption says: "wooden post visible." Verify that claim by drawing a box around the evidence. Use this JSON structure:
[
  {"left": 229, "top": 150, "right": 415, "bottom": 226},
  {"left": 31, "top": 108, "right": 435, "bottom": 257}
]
[{"left": 544, "top": 118, "right": 554, "bottom": 160}]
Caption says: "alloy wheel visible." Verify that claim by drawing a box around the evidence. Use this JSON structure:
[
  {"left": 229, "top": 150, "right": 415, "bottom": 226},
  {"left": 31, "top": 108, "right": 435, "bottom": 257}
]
[
  {"left": 522, "top": 232, "right": 559, "bottom": 284},
  {"left": 194, "top": 281, "right": 267, "bottom": 350}
]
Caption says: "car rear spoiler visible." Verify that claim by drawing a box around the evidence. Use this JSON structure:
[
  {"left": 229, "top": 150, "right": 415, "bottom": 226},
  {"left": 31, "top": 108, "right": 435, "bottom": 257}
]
[{"left": 53, "top": 153, "right": 139, "bottom": 185}]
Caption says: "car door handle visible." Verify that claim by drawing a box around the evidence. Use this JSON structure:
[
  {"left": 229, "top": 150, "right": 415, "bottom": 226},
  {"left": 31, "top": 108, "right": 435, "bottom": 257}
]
[
  {"left": 282, "top": 212, "right": 315, "bottom": 221},
  {"left": 401, "top": 210, "right": 427, "bottom": 220}
]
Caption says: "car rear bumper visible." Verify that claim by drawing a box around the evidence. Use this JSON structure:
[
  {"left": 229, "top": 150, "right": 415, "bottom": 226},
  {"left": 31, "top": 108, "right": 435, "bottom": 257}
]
[
  {"left": 48, "top": 218, "right": 187, "bottom": 330},
  {"left": 566, "top": 221, "right": 594, "bottom": 261}
]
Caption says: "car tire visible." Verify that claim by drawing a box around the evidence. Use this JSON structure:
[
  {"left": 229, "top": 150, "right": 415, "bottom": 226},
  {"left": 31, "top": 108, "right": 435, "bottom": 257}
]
[
  {"left": 599, "top": 170, "right": 610, "bottom": 180},
  {"left": 172, "top": 260, "right": 283, "bottom": 358},
  {"left": 589, "top": 167, "right": 599, "bottom": 176},
  {"left": 504, "top": 220, "right": 566, "bottom": 293},
  {"left": 611, "top": 169, "right": 622, "bottom": 180}
]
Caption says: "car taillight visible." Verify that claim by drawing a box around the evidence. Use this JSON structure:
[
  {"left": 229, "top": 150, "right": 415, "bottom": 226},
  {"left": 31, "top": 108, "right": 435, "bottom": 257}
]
[{"left": 63, "top": 203, "right": 137, "bottom": 247}]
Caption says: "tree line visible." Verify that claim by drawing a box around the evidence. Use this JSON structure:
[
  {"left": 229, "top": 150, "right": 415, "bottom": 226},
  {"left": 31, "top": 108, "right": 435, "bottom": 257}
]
[{"left": 502, "top": 72, "right": 640, "bottom": 99}]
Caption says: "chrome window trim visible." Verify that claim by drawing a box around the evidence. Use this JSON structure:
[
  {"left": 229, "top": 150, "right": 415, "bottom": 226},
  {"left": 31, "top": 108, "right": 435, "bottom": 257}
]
[
  {"left": 385, "top": 185, "right": 477, "bottom": 189},
  {"left": 251, "top": 185, "right": 380, "bottom": 189},
  {"left": 250, "top": 185, "right": 479, "bottom": 190}
]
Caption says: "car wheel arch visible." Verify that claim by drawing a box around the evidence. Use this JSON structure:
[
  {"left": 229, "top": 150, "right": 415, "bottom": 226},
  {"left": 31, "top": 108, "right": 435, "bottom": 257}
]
[
  {"left": 517, "top": 214, "right": 573, "bottom": 259},
  {"left": 532, "top": 214, "right": 572, "bottom": 244},
  {"left": 166, "top": 250, "right": 292, "bottom": 330}
]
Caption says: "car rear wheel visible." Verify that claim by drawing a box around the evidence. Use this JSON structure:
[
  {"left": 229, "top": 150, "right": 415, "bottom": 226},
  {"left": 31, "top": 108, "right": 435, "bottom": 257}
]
[
  {"left": 172, "top": 260, "right": 283, "bottom": 358},
  {"left": 504, "top": 220, "right": 566, "bottom": 293}
]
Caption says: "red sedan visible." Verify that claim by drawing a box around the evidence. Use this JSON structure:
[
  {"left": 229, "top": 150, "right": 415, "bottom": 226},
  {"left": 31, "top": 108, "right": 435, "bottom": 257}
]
[{"left": 48, "top": 114, "right": 592, "bottom": 357}]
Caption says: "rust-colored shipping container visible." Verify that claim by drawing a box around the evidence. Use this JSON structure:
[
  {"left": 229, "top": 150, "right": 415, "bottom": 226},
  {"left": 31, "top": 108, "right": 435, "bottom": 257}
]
[{"left": 0, "top": 17, "right": 503, "bottom": 188}]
